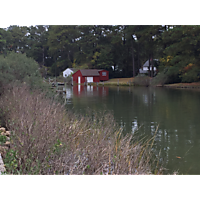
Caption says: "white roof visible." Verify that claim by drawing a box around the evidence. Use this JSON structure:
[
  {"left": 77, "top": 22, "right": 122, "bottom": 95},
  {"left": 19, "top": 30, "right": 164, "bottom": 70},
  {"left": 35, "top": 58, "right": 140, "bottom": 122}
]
[{"left": 143, "top": 59, "right": 158, "bottom": 67}]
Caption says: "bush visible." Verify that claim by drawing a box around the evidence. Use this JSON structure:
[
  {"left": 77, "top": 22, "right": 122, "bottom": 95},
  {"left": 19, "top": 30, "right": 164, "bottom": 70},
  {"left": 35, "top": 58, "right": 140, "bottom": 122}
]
[
  {"left": 180, "top": 66, "right": 200, "bottom": 83},
  {"left": 151, "top": 66, "right": 185, "bottom": 85},
  {"left": 56, "top": 74, "right": 68, "bottom": 83},
  {"left": 0, "top": 52, "right": 46, "bottom": 93},
  {"left": 133, "top": 74, "right": 151, "bottom": 86},
  {"left": 151, "top": 71, "right": 169, "bottom": 86}
]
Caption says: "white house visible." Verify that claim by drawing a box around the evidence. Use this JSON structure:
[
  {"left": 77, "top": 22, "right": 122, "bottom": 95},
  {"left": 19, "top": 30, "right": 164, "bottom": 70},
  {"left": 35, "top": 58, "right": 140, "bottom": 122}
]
[
  {"left": 63, "top": 68, "right": 78, "bottom": 77},
  {"left": 139, "top": 59, "right": 158, "bottom": 75}
]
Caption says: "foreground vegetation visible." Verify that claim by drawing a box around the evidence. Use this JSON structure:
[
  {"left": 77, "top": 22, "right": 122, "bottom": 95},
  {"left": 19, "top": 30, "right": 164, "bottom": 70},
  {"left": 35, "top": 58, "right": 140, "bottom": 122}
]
[{"left": 0, "top": 84, "right": 164, "bottom": 174}]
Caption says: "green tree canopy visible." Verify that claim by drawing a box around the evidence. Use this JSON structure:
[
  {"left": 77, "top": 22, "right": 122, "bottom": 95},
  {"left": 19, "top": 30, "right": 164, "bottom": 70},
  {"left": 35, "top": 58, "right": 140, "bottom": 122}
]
[{"left": 160, "top": 25, "right": 200, "bottom": 83}]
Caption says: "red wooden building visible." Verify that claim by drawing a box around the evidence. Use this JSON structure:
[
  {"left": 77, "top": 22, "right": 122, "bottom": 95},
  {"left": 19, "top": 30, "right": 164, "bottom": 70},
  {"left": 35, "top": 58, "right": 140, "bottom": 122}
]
[{"left": 72, "top": 69, "right": 109, "bottom": 84}]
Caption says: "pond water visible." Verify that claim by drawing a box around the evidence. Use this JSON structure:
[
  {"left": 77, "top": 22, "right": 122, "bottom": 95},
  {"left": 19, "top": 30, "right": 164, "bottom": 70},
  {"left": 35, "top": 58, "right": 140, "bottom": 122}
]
[{"left": 62, "top": 85, "right": 200, "bottom": 174}]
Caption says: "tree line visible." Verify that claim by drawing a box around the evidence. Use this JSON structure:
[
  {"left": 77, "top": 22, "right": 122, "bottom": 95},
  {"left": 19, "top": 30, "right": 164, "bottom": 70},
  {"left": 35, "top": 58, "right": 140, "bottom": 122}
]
[{"left": 1, "top": 25, "right": 200, "bottom": 83}]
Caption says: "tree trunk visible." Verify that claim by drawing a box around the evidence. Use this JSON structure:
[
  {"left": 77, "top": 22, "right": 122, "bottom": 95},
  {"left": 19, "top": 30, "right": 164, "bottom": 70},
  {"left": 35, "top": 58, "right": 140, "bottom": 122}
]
[
  {"left": 42, "top": 47, "right": 44, "bottom": 66},
  {"left": 68, "top": 52, "right": 70, "bottom": 61},
  {"left": 123, "top": 33, "right": 126, "bottom": 45},
  {"left": 131, "top": 40, "right": 135, "bottom": 77},
  {"left": 138, "top": 42, "right": 139, "bottom": 72}
]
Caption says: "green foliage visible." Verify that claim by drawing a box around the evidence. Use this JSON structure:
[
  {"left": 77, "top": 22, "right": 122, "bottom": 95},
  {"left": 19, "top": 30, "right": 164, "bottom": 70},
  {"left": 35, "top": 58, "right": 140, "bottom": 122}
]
[
  {"left": 1, "top": 25, "right": 200, "bottom": 83},
  {"left": 0, "top": 135, "right": 6, "bottom": 144},
  {"left": 160, "top": 25, "right": 200, "bottom": 83},
  {"left": 78, "top": 63, "right": 89, "bottom": 69},
  {"left": 0, "top": 29, "right": 7, "bottom": 54},
  {"left": 25, "top": 26, "right": 49, "bottom": 66},
  {"left": 0, "top": 52, "right": 46, "bottom": 92},
  {"left": 151, "top": 71, "right": 170, "bottom": 86},
  {"left": 47, "top": 25, "right": 79, "bottom": 73},
  {"left": 3, "top": 150, "right": 19, "bottom": 173},
  {"left": 52, "top": 139, "right": 63, "bottom": 155},
  {"left": 180, "top": 66, "right": 200, "bottom": 83}
]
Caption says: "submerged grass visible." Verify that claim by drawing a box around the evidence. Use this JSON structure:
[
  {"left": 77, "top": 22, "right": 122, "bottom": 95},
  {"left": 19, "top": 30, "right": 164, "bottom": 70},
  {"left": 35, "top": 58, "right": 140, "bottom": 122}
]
[{"left": 0, "top": 83, "right": 163, "bottom": 175}]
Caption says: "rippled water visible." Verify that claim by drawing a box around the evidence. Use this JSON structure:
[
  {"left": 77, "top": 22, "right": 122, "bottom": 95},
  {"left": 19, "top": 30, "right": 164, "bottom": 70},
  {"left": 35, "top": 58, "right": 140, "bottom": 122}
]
[{"left": 63, "top": 85, "right": 200, "bottom": 174}]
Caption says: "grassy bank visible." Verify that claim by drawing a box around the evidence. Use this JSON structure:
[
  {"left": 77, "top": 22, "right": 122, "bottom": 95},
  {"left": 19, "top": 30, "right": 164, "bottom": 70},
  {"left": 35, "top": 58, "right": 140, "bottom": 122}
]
[
  {"left": 100, "top": 76, "right": 200, "bottom": 89},
  {"left": 163, "top": 82, "right": 200, "bottom": 89},
  {"left": 0, "top": 84, "right": 163, "bottom": 175},
  {"left": 98, "top": 76, "right": 152, "bottom": 87},
  {"left": 101, "top": 77, "right": 135, "bottom": 86}
]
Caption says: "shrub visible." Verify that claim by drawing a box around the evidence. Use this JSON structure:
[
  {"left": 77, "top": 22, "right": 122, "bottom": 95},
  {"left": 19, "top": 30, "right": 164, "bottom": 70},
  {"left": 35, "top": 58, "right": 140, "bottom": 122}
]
[
  {"left": 151, "top": 66, "right": 184, "bottom": 85},
  {"left": 133, "top": 74, "right": 151, "bottom": 87},
  {"left": 0, "top": 52, "right": 47, "bottom": 93},
  {"left": 56, "top": 74, "right": 68, "bottom": 83},
  {"left": 151, "top": 71, "right": 169, "bottom": 86},
  {"left": 180, "top": 66, "right": 200, "bottom": 83}
]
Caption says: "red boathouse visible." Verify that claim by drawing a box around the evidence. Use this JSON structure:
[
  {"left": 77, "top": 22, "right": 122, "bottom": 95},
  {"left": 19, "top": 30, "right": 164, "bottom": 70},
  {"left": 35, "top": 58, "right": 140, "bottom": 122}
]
[{"left": 72, "top": 69, "right": 109, "bottom": 84}]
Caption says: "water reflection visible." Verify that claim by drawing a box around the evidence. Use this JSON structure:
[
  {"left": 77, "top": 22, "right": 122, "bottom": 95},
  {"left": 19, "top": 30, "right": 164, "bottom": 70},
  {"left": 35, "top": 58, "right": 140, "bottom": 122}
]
[
  {"left": 64, "top": 87, "right": 73, "bottom": 99},
  {"left": 131, "top": 119, "right": 139, "bottom": 133},
  {"left": 64, "top": 86, "right": 200, "bottom": 174},
  {"left": 70, "top": 85, "right": 109, "bottom": 97}
]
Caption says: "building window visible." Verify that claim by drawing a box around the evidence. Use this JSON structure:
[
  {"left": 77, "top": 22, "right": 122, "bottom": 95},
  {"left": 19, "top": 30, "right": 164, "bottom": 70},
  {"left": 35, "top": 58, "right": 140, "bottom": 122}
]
[{"left": 102, "top": 72, "right": 106, "bottom": 76}]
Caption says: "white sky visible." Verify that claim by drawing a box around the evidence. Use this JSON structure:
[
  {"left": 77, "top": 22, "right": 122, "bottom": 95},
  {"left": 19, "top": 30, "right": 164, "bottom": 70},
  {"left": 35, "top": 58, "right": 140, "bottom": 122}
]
[
  {"left": 0, "top": 25, "right": 31, "bottom": 28},
  {"left": 0, "top": 25, "right": 10, "bottom": 28}
]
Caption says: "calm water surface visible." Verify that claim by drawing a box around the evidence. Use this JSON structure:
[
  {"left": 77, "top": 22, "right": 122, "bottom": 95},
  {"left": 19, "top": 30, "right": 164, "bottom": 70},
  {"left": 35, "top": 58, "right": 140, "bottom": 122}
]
[{"left": 63, "top": 85, "right": 200, "bottom": 174}]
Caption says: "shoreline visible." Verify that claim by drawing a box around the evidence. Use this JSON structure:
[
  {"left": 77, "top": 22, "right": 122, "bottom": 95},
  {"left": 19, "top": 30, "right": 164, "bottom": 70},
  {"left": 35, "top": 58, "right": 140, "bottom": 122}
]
[
  {"left": 56, "top": 75, "right": 200, "bottom": 88},
  {"left": 160, "top": 82, "right": 200, "bottom": 89},
  {"left": 99, "top": 78, "right": 200, "bottom": 89}
]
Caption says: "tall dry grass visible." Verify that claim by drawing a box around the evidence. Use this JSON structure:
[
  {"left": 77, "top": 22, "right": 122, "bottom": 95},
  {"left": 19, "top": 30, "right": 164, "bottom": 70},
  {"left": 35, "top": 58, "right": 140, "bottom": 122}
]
[{"left": 0, "top": 84, "right": 163, "bottom": 174}]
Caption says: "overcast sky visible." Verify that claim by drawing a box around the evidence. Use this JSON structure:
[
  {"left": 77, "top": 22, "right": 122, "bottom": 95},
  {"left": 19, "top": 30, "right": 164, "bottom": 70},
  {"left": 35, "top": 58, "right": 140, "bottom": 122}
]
[
  {"left": 0, "top": 25, "right": 31, "bottom": 28},
  {"left": 0, "top": 25, "right": 10, "bottom": 28}
]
